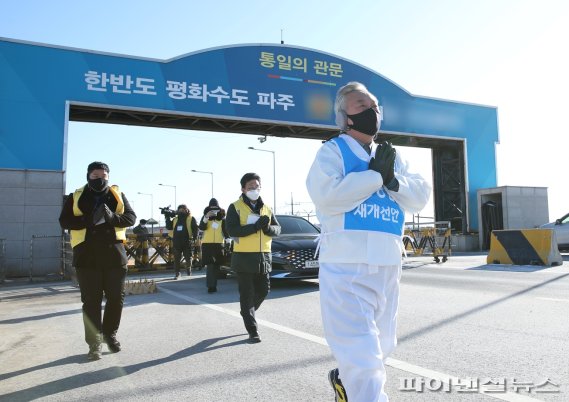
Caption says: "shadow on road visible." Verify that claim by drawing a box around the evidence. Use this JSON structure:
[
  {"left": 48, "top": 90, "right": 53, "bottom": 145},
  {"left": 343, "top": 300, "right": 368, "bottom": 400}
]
[
  {"left": 0, "top": 336, "right": 332, "bottom": 401},
  {"left": 124, "top": 276, "right": 319, "bottom": 309},
  {"left": 0, "top": 354, "right": 88, "bottom": 383},
  {"left": 467, "top": 264, "right": 558, "bottom": 272},
  {"left": 0, "top": 308, "right": 82, "bottom": 325},
  {"left": 398, "top": 272, "right": 569, "bottom": 344}
]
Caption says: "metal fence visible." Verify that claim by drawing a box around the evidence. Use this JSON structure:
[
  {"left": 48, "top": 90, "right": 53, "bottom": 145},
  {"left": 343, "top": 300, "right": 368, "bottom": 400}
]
[
  {"left": 124, "top": 233, "right": 203, "bottom": 272},
  {"left": 403, "top": 220, "right": 452, "bottom": 263},
  {"left": 28, "top": 235, "right": 73, "bottom": 282}
]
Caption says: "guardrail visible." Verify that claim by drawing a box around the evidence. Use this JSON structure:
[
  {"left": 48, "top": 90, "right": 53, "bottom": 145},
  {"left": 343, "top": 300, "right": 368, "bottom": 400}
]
[
  {"left": 0, "top": 238, "right": 5, "bottom": 284},
  {"left": 29, "top": 235, "right": 71, "bottom": 282},
  {"left": 4, "top": 233, "right": 229, "bottom": 281}
]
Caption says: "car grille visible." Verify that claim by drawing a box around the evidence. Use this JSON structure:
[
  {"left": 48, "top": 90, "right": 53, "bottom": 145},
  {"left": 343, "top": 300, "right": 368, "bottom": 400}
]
[{"left": 277, "top": 249, "right": 319, "bottom": 270}]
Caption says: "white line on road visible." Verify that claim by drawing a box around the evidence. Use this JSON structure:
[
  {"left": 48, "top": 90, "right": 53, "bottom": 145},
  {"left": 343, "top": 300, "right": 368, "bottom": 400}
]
[
  {"left": 160, "top": 286, "right": 543, "bottom": 402},
  {"left": 536, "top": 297, "right": 569, "bottom": 303}
]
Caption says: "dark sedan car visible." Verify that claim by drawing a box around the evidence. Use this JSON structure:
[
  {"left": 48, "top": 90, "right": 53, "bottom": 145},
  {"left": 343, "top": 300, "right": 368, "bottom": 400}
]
[
  {"left": 220, "top": 214, "right": 320, "bottom": 279},
  {"left": 270, "top": 214, "right": 320, "bottom": 279}
]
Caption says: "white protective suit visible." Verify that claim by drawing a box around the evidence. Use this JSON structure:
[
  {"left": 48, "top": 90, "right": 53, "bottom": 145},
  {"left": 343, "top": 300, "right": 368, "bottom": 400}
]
[{"left": 306, "top": 133, "right": 431, "bottom": 402}]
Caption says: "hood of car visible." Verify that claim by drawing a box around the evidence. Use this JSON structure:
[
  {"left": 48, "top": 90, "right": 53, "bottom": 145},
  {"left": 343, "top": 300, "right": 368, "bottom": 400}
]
[
  {"left": 272, "top": 234, "right": 318, "bottom": 251},
  {"left": 540, "top": 222, "right": 555, "bottom": 229}
]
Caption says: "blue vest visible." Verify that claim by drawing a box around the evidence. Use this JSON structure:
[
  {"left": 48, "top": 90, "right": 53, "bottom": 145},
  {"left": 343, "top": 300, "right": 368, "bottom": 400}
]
[{"left": 333, "top": 137, "right": 405, "bottom": 236}]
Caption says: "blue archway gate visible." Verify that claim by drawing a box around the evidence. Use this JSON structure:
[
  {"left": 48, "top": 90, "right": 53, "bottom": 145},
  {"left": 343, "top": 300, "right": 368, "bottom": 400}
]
[{"left": 0, "top": 38, "right": 498, "bottom": 277}]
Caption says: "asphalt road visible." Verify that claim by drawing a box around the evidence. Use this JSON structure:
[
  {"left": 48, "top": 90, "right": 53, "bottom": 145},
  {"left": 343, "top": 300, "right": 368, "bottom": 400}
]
[{"left": 0, "top": 254, "right": 568, "bottom": 401}]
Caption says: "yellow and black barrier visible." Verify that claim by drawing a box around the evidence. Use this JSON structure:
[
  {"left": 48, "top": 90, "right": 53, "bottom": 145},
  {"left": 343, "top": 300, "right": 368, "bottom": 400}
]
[
  {"left": 125, "top": 233, "right": 174, "bottom": 272},
  {"left": 487, "top": 229, "right": 563, "bottom": 266},
  {"left": 403, "top": 221, "right": 452, "bottom": 263},
  {"left": 125, "top": 233, "right": 203, "bottom": 272}
]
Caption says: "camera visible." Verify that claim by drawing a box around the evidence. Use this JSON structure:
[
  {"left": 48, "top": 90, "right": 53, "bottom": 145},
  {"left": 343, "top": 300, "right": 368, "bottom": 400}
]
[
  {"left": 159, "top": 205, "right": 177, "bottom": 219},
  {"left": 207, "top": 207, "right": 225, "bottom": 220}
]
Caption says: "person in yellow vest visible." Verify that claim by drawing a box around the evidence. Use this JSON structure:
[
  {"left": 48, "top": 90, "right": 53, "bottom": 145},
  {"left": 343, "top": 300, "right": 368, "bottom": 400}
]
[
  {"left": 59, "top": 161, "right": 136, "bottom": 361},
  {"left": 226, "top": 173, "right": 281, "bottom": 343},
  {"left": 166, "top": 204, "right": 198, "bottom": 279},
  {"left": 198, "top": 198, "right": 229, "bottom": 293},
  {"left": 133, "top": 219, "right": 150, "bottom": 268}
]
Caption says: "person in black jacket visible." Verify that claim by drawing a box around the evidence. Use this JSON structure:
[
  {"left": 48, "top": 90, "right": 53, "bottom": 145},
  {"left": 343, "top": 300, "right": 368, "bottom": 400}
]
[
  {"left": 133, "top": 219, "right": 149, "bottom": 235},
  {"left": 166, "top": 204, "right": 198, "bottom": 279},
  {"left": 226, "top": 173, "right": 281, "bottom": 343},
  {"left": 59, "top": 161, "right": 136, "bottom": 361},
  {"left": 198, "top": 198, "right": 229, "bottom": 293}
]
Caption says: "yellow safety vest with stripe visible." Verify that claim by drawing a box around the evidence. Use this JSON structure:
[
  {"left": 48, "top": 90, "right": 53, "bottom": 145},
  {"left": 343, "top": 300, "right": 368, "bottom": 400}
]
[
  {"left": 70, "top": 185, "right": 126, "bottom": 249},
  {"left": 232, "top": 198, "right": 272, "bottom": 252},
  {"left": 169, "top": 215, "right": 193, "bottom": 239},
  {"left": 202, "top": 220, "right": 225, "bottom": 244}
]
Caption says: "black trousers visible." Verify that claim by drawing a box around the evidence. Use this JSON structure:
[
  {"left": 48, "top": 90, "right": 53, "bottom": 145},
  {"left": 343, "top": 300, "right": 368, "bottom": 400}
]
[
  {"left": 237, "top": 272, "right": 270, "bottom": 334},
  {"left": 206, "top": 264, "right": 219, "bottom": 289},
  {"left": 76, "top": 265, "right": 127, "bottom": 346},
  {"left": 203, "top": 243, "right": 224, "bottom": 289},
  {"left": 172, "top": 244, "right": 193, "bottom": 274}
]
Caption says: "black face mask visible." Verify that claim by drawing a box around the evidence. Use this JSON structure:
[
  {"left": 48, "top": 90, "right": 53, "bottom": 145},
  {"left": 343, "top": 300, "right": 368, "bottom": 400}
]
[
  {"left": 347, "top": 107, "right": 380, "bottom": 136},
  {"left": 88, "top": 178, "right": 108, "bottom": 192}
]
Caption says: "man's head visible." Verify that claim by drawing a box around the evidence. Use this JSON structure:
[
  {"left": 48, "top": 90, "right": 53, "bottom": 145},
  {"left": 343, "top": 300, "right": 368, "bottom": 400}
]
[
  {"left": 140, "top": 219, "right": 147, "bottom": 225},
  {"left": 177, "top": 204, "right": 190, "bottom": 216},
  {"left": 209, "top": 198, "right": 219, "bottom": 207},
  {"left": 240, "top": 173, "right": 261, "bottom": 201},
  {"left": 335, "top": 82, "right": 382, "bottom": 142},
  {"left": 86, "top": 161, "right": 110, "bottom": 192}
]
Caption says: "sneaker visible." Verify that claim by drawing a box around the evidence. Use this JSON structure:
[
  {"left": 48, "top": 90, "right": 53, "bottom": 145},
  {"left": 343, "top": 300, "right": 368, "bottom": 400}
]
[
  {"left": 248, "top": 332, "right": 261, "bottom": 343},
  {"left": 328, "top": 368, "right": 348, "bottom": 402},
  {"left": 87, "top": 343, "right": 102, "bottom": 361},
  {"left": 208, "top": 287, "right": 217, "bottom": 293},
  {"left": 104, "top": 334, "right": 121, "bottom": 353}
]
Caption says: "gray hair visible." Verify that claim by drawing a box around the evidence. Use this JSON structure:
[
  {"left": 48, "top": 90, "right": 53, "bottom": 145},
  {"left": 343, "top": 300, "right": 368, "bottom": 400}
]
[{"left": 334, "top": 82, "right": 379, "bottom": 130}]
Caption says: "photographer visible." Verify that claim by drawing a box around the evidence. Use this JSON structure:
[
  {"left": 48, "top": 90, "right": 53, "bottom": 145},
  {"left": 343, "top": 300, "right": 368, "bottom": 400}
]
[
  {"left": 198, "top": 198, "right": 229, "bottom": 293},
  {"left": 165, "top": 204, "right": 198, "bottom": 279}
]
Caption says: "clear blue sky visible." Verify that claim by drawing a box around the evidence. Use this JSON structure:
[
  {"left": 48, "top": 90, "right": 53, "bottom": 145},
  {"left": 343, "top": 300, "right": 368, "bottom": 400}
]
[{"left": 3, "top": 0, "right": 568, "bottom": 226}]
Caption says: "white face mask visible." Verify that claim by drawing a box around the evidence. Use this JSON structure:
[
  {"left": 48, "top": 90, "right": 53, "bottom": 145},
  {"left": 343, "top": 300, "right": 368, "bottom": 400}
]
[{"left": 246, "top": 189, "right": 260, "bottom": 201}]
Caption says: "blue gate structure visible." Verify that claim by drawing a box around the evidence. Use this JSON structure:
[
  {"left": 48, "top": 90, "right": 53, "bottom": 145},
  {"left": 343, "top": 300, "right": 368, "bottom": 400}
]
[{"left": 0, "top": 37, "right": 498, "bottom": 276}]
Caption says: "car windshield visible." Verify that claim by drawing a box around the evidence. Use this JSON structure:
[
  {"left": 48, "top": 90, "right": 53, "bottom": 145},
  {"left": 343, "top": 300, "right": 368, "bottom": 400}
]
[{"left": 277, "top": 216, "right": 320, "bottom": 235}]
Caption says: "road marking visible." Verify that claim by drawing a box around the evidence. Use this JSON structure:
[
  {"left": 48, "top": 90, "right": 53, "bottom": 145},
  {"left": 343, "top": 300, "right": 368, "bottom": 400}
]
[
  {"left": 160, "top": 286, "right": 543, "bottom": 402},
  {"left": 536, "top": 297, "right": 569, "bottom": 303}
]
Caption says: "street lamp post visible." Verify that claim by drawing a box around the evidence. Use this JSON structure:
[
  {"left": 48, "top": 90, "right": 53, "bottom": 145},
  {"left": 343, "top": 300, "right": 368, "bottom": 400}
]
[
  {"left": 137, "top": 192, "right": 154, "bottom": 219},
  {"left": 248, "top": 147, "right": 276, "bottom": 213},
  {"left": 191, "top": 169, "right": 214, "bottom": 198},
  {"left": 158, "top": 183, "right": 177, "bottom": 207}
]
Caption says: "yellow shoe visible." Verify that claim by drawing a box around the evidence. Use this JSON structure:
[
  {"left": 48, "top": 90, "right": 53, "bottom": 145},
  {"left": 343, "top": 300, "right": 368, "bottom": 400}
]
[{"left": 328, "top": 368, "right": 348, "bottom": 402}]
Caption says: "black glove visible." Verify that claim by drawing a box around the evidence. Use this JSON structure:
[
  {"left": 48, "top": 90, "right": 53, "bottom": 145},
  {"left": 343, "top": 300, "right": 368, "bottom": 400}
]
[
  {"left": 103, "top": 204, "right": 115, "bottom": 223},
  {"left": 254, "top": 215, "right": 270, "bottom": 230},
  {"left": 369, "top": 142, "right": 399, "bottom": 192},
  {"left": 369, "top": 141, "right": 395, "bottom": 178}
]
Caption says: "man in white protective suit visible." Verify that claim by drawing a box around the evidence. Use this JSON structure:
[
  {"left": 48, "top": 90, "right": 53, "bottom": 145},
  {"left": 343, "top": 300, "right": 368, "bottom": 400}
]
[{"left": 306, "top": 81, "right": 431, "bottom": 402}]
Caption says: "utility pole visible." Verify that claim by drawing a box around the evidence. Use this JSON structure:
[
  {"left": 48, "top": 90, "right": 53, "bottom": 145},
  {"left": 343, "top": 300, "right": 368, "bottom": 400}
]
[{"left": 286, "top": 192, "right": 300, "bottom": 215}]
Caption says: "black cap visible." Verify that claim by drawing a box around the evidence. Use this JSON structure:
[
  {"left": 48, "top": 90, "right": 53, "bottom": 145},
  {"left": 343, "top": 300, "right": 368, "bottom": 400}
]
[
  {"left": 86, "top": 162, "right": 109, "bottom": 181},
  {"left": 87, "top": 161, "right": 109, "bottom": 174},
  {"left": 209, "top": 198, "right": 219, "bottom": 207}
]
